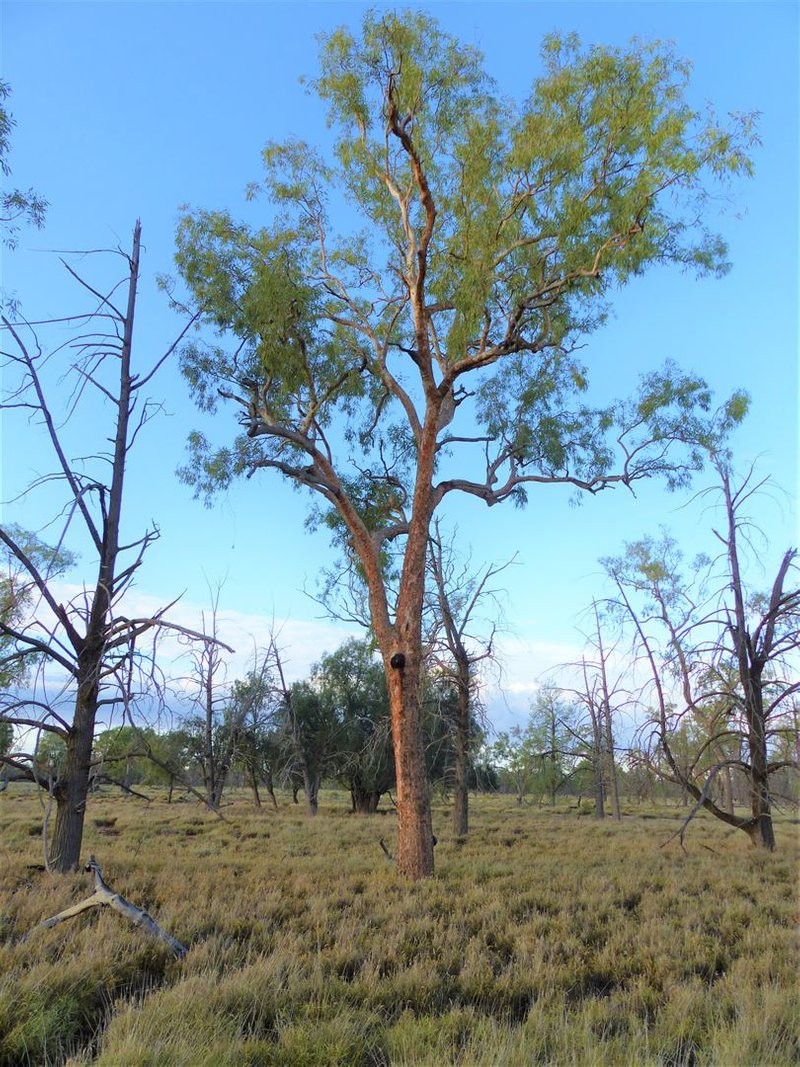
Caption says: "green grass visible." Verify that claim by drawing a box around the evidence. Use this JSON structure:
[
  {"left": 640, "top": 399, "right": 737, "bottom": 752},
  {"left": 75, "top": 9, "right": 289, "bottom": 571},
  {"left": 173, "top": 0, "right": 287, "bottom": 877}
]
[{"left": 0, "top": 789, "right": 797, "bottom": 1065}]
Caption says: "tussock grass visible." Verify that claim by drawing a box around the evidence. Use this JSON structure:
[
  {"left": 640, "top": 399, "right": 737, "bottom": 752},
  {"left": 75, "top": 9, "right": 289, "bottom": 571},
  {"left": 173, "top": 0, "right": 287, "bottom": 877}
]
[{"left": 1, "top": 789, "right": 797, "bottom": 1065}]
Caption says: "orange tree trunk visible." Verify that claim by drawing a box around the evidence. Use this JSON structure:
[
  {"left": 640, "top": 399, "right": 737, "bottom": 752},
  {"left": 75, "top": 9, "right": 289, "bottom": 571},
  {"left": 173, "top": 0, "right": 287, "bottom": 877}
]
[{"left": 386, "top": 650, "right": 434, "bottom": 878}]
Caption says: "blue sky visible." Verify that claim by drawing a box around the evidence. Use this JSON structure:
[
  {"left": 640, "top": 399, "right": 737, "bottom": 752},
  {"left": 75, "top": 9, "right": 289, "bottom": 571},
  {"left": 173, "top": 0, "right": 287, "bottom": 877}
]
[{"left": 2, "top": 2, "right": 798, "bottom": 727}]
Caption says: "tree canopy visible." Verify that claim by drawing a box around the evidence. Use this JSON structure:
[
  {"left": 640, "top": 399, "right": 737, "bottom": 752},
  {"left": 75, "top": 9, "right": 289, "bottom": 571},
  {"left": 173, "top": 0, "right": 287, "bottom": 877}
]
[{"left": 170, "top": 10, "right": 756, "bottom": 877}]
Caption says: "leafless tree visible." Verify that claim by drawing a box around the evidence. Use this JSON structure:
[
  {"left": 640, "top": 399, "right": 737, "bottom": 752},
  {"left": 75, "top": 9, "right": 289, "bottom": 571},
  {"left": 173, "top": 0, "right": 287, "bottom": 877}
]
[
  {"left": 605, "top": 460, "right": 799, "bottom": 849},
  {"left": 0, "top": 222, "right": 214, "bottom": 871},
  {"left": 427, "top": 521, "right": 510, "bottom": 835}
]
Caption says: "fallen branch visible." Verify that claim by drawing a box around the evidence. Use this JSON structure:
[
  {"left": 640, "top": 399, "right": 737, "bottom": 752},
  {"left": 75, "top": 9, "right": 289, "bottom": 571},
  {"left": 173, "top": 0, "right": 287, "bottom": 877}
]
[
  {"left": 35, "top": 855, "right": 187, "bottom": 958},
  {"left": 378, "top": 835, "right": 437, "bottom": 864},
  {"left": 379, "top": 837, "right": 394, "bottom": 861}
]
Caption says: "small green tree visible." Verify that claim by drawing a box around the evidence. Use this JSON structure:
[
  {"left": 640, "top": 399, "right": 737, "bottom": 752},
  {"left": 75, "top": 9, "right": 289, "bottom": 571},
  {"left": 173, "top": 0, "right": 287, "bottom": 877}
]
[
  {"left": 93, "top": 726, "right": 153, "bottom": 790},
  {"left": 277, "top": 681, "right": 341, "bottom": 815},
  {"left": 314, "top": 639, "right": 394, "bottom": 813},
  {"left": 526, "top": 686, "right": 575, "bottom": 806},
  {"left": 171, "top": 12, "right": 754, "bottom": 876},
  {"left": 140, "top": 729, "right": 194, "bottom": 801},
  {"left": 34, "top": 732, "right": 68, "bottom": 777},
  {"left": 491, "top": 727, "right": 539, "bottom": 805}
]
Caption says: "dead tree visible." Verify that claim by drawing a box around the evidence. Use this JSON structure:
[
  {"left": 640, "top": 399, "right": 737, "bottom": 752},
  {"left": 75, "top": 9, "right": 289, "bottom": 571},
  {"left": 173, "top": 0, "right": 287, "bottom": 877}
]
[
  {"left": 0, "top": 222, "right": 218, "bottom": 871},
  {"left": 427, "top": 521, "right": 510, "bottom": 837},
  {"left": 605, "top": 460, "right": 799, "bottom": 849}
]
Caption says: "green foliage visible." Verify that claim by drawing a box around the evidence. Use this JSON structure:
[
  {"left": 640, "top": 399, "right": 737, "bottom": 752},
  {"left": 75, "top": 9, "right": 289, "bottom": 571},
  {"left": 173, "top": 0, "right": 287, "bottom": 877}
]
[
  {"left": 0, "top": 81, "right": 48, "bottom": 251},
  {"left": 313, "top": 639, "right": 394, "bottom": 801},
  {"left": 490, "top": 689, "right": 579, "bottom": 805},
  {"left": 32, "top": 731, "right": 67, "bottom": 774},
  {"left": 0, "top": 525, "right": 76, "bottom": 690},
  {"left": 172, "top": 10, "right": 756, "bottom": 518},
  {"left": 491, "top": 726, "right": 539, "bottom": 803},
  {"left": 93, "top": 726, "right": 170, "bottom": 786}
]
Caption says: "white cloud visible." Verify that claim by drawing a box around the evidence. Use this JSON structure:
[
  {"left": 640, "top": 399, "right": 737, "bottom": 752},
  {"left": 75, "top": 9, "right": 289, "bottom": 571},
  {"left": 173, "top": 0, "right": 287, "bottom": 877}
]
[
  {"left": 15, "top": 581, "right": 596, "bottom": 739},
  {"left": 42, "top": 582, "right": 362, "bottom": 685}
]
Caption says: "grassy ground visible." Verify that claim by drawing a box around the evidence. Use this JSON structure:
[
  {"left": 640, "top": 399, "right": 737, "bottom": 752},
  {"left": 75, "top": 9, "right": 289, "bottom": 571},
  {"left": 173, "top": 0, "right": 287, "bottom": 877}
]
[{"left": 0, "top": 788, "right": 797, "bottom": 1066}]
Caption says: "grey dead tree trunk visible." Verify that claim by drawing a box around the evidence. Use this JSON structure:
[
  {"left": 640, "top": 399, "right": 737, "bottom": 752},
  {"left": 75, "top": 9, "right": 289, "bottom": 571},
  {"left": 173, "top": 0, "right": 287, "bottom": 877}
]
[
  {"left": 591, "top": 602, "right": 622, "bottom": 820},
  {"left": 271, "top": 640, "right": 320, "bottom": 817},
  {"left": 0, "top": 223, "right": 215, "bottom": 872},
  {"left": 718, "top": 465, "right": 798, "bottom": 849},
  {"left": 581, "top": 658, "right": 607, "bottom": 819}
]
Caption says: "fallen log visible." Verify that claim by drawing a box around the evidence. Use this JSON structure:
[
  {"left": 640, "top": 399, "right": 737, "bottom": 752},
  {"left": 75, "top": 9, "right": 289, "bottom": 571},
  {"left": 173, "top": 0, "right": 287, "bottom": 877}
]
[{"left": 35, "top": 855, "right": 187, "bottom": 958}]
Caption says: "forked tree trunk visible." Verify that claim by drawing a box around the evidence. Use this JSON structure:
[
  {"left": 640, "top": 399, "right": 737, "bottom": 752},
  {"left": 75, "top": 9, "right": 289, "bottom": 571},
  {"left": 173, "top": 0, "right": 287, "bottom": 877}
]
[
  {"left": 264, "top": 771, "right": 278, "bottom": 810},
  {"left": 718, "top": 759, "right": 734, "bottom": 816},
  {"left": 351, "top": 784, "right": 382, "bottom": 813},
  {"left": 345, "top": 401, "right": 438, "bottom": 877}
]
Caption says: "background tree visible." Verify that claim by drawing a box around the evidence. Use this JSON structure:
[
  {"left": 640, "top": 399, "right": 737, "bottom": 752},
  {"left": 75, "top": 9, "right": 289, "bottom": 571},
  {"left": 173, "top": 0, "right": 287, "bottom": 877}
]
[
  {"left": 180, "top": 602, "right": 273, "bottom": 811},
  {"left": 605, "top": 461, "right": 799, "bottom": 849},
  {"left": 314, "top": 639, "right": 394, "bottom": 814},
  {"left": 140, "top": 728, "right": 194, "bottom": 802},
  {"left": 171, "top": 12, "right": 755, "bottom": 876},
  {"left": 92, "top": 726, "right": 154, "bottom": 792},
  {"left": 232, "top": 668, "right": 283, "bottom": 809},
  {"left": 427, "top": 522, "right": 508, "bottom": 835},
  {"left": 277, "top": 681, "right": 340, "bottom": 816},
  {"left": 260, "top": 639, "right": 342, "bottom": 816},
  {"left": 491, "top": 726, "right": 539, "bottom": 805},
  {"left": 183, "top": 617, "right": 226, "bottom": 809},
  {"left": 526, "top": 685, "right": 575, "bottom": 807},
  {"left": 556, "top": 603, "right": 626, "bottom": 818},
  {"left": 0, "top": 223, "right": 207, "bottom": 871},
  {"left": 0, "top": 526, "right": 75, "bottom": 692}
]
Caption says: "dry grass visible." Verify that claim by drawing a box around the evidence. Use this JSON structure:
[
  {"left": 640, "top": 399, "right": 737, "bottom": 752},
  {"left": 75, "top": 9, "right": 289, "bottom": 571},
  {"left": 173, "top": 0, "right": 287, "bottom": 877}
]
[{"left": 0, "top": 788, "right": 797, "bottom": 1066}]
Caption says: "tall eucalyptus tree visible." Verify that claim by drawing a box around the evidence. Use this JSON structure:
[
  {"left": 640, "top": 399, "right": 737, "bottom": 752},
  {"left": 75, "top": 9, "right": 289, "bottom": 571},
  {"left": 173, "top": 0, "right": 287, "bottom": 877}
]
[{"left": 171, "top": 12, "right": 755, "bottom": 876}]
